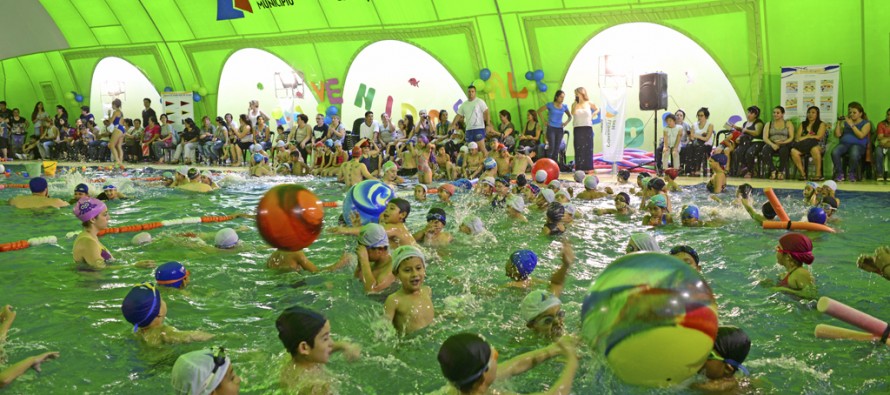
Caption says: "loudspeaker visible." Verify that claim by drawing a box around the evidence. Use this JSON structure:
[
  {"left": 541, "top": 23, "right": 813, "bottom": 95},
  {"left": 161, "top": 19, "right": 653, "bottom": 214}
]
[{"left": 639, "top": 73, "right": 668, "bottom": 111}]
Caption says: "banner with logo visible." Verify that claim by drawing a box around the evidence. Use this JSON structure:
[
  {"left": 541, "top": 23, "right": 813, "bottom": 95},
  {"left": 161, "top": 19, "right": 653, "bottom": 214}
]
[
  {"left": 599, "top": 86, "right": 627, "bottom": 162},
  {"left": 780, "top": 64, "right": 840, "bottom": 122}
]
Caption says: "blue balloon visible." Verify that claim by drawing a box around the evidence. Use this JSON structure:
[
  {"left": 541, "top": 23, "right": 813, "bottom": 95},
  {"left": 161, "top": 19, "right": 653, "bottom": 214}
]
[
  {"left": 193, "top": 92, "right": 202, "bottom": 102},
  {"left": 342, "top": 180, "right": 394, "bottom": 226},
  {"left": 325, "top": 105, "right": 339, "bottom": 116},
  {"left": 533, "top": 69, "right": 544, "bottom": 81},
  {"left": 537, "top": 82, "right": 548, "bottom": 92},
  {"left": 163, "top": 86, "right": 173, "bottom": 92},
  {"left": 324, "top": 116, "right": 332, "bottom": 124},
  {"left": 74, "top": 94, "right": 84, "bottom": 103},
  {"left": 277, "top": 116, "right": 286, "bottom": 126},
  {"left": 807, "top": 207, "right": 827, "bottom": 224},
  {"left": 525, "top": 71, "right": 534, "bottom": 81},
  {"left": 480, "top": 68, "right": 492, "bottom": 81}
]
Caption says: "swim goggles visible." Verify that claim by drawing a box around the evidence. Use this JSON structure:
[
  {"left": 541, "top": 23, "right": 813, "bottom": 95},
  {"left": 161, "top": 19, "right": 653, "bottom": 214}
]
[
  {"left": 709, "top": 350, "right": 749, "bottom": 376},
  {"left": 133, "top": 282, "right": 159, "bottom": 333},
  {"left": 156, "top": 270, "right": 191, "bottom": 287},
  {"left": 531, "top": 310, "right": 565, "bottom": 326},
  {"left": 669, "top": 246, "right": 700, "bottom": 265},
  {"left": 199, "top": 347, "right": 228, "bottom": 394},
  {"left": 426, "top": 213, "right": 446, "bottom": 224}
]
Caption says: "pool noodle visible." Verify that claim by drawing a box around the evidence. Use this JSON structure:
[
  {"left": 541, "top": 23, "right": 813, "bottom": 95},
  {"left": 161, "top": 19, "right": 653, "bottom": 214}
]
[
  {"left": 814, "top": 324, "right": 890, "bottom": 345},
  {"left": 817, "top": 297, "right": 889, "bottom": 337},
  {"left": 763, "top": 188, "right": 790, "bottom": 221},
  {"left": 762, "top": 220, "right": 836, "bottom": 233}
]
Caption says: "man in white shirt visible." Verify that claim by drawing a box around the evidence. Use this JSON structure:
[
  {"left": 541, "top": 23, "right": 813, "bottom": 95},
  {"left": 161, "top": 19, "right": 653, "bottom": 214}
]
[
  {"left": 454, "top": 85, "right": 491, "bottom": 144},
  {"left": 359, "top": 111, "right": 380, "bottom": 141}
]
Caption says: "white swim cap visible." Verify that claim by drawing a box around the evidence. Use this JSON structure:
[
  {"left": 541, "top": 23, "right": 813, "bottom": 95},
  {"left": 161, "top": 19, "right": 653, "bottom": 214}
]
[
  {"left": 214, "top": 228, "right": 239, "bottom": 249},
  {"left": 131, "top": 232, "right": 152, "bottom": 246},
  {"left": 535, "top": 170, "right": 547, "bottom": 183}
]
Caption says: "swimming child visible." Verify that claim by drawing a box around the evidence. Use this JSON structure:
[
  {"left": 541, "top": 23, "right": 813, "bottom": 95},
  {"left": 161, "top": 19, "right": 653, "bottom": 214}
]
[
  {"left": 535, "top": 189, "right": 556, "bottom": 210},
  {"left": 505, "top": 249, "right": 546, "bottom": 288},
  {"left": 706, "top": 153, "right": 728, "bottom": 193},
  {"left": 764, "top": 233, "right": 817, "bottom": 298},
  {"left": 70, "top": 183, "right": 90, "bottom": 204},
  {"left": 695, "top": 326, "right": 751, "bottom": 392},
  {"left": 803, "top": 181, "right": 819, "bottom": 206},
  {"left": 476, "top": 176, "right": 495, "bottom": 197},
  {"left": 214, "top": 228, "right": 240, "bottom": 249},
  {"left": 542, "top": 202, "right": 566, "bottom": 236},
  {"left": 533, "top": 170, "right": 548, "bottom": 188},
  {"left": 680, "top": 205, "right": 702, "bottom": 227},
  {"left": 249, "top": 153, "right": 274, "bottom": 177},
  {"left": 155, "top": 261, "right": 190, "bottom": 289},
  {"left": 670, "top": 245, "right": 701, "bottom": 271},
  {"left": 494, "top": 144, "right": 511, "bottom": 177},
  {"left": 171, "top": 347, "right": 241, "bottom": 395},
  {"left": 459, "top": 216, "right": 486, "bottom": 235},
  {"left": 818, "top": 180, "right": 839, "bottom": 207},
  {"left": 436, "top": 333, "right": 578, "bottom": 395},
  {"left": 856, "top": 245, "right": 890, "bottom": 281},
  {"left": 506, "top": 194, "right": 528, "bottom": 222},
  {"left": 437, "top": 183, "right": 456, "bottom": 205},
  {"left": 481, "top": 157, "right": 498, "bottom": 178},
  {"left": 72, "top": 198, "right": 152, "bottom": 270},
  {"left": 820, "top": 196, "right": 839, "bottom": 220},
  {"left": 740, "top": 199, "right": 775, "bottom": 225},
  {"left": 575, "top": 175, "right": 611, "bottom": 200},
  {"left": 617, "top": 169, "right": 631, "bottom": 184},
  {"left": 132, "top": 232, "right": 152, "bottom": 246},
  {"left": 276, "top": 306, "right": 361, "bottom": 394},
  {"left": 97, "top": 185, "right": 126, "bottom": 201},
  {"left": 267, "top": 249, "right": 333, "bottom": 273},
  {"left": 121, "top": 283, "right": 214, "bottom": 346},
  {"left": 642, "top": 194, "right": 673, "bottom": 226},
  {"left": 511, "top": 146, "right": 534, "bottom": 176},
  {"left": 594, "top": 192, "right": 632, "bottom": 215},
  {"left": 200, "top": 170, "right": 220, "bottom": 190},
  {"left": 647, "top": 177, "right": 671, "bottom": 212},
  {"left": 384, "top": 245, "right": 434, "bottom": 335},
  {"left": 519, "top": 240, "right": 574, "bottom": 338},
  {"left": 9, "top": 177, "right": 69, "bottom": 209},
  {"left": 351, "top": 223, "right": 396, "bottom": 294},
  {"left": 0, "top": 305, "right": 59, "bottom": 389},
  {"left": 625, "top": 232, "right": 662, "bottom": 254},
  {"left": 663, "top": 168, "right": 681, "bottom": 192},
  {"left": 414, "top": 208, "right": 453, "bottom": 247},
  {"left": 381, "top": 161, "right": 404, "bottom": 190},
  {"left": 414, "top": 184, "right": 428, "bottom": 202},
  {"left": 490, "top": 177, "right": 511, "bottom": 207}
]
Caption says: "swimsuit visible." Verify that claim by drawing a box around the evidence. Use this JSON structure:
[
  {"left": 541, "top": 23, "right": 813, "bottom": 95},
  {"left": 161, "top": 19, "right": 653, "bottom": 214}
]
[{"left": 778, "top": 267, "right": 799, "bottom": 287}]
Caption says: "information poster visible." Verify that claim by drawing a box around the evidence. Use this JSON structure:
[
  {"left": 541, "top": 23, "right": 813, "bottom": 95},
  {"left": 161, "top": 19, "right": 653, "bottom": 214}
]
[
  {"left": 780, "top": 64, "right": 839, "bottom": 122},
  {"left": 161, "top": 92, "right": 194, "bottom": 127}
]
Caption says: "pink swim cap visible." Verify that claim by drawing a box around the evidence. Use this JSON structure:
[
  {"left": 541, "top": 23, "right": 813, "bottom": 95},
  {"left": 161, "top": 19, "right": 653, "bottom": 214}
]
[{"left": 73, "top": 197, "right": 107, "bottom": 222}]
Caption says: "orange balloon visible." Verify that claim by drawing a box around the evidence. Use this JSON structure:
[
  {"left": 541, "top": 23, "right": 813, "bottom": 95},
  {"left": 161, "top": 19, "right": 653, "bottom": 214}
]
[{"left": 256, "top": 184, "right": 324, "bottom": 251}]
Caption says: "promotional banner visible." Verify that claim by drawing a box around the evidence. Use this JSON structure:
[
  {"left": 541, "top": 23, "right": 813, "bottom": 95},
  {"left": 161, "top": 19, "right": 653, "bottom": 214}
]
[
  {"left": 161, "top": 92, "right": 194, "bottom": 127},
  {"left": 600, "top": 85, "right": 627, "bottom": 162},
  {"left": 780, "top": 64, "right": 840, "bottom": 122}
]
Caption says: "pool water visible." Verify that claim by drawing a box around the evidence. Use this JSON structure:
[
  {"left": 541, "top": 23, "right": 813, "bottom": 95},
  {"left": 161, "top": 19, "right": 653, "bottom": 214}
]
[{"left": 1, "top": 169, "right": 889, "bottom": 394}]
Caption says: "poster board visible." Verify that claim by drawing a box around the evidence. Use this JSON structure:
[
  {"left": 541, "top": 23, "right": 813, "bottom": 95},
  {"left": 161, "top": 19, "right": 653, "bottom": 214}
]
[
  {"left": 780, "top": 64, "right": 840, "bottom": 123},
  {"left": 161, "top": 92, "right": 194, "bottom": 127}
]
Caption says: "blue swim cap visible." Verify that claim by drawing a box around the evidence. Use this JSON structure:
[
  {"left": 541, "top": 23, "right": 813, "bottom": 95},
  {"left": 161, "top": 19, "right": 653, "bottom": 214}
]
[
  {"left": 253, "top": 153, "right": 264, "bottom": 163},
  {"left": 29, "top": 177, "right": 48, "bottom": 193},
  {"left": 121, "top": 283, "right": 161, "bottom": 332},
  {"left": 511, "top": 250, "right": 538, "bottom": 278},
  {"left": 103, "top": 184, "right": 116, "bottom": 191},
  {"left": 75, "top": 183, "right": 89, "bottom": 193},
  {"left": 807, "top": 207, "right": 827, "bottom": 224},
  {"left": 483, "top": 157, "right": 496, "bottom": 170},
  {"left": 681, "top": 205, "right": 700, "bottom": 220},
  {"left": 155, "top": 261, "right": 189, "bottom": 289},
  {"left": 324, "top": 139, "right": 334, "bottom": 148}
]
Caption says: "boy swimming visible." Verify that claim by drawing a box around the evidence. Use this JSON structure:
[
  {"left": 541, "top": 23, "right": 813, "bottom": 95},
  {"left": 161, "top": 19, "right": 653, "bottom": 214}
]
[
  {"left": 384, "top": 245, "right": 434, "bottom": 335},
  {"left": 121, "top": 283, "right": 214, "bottom": 346}
]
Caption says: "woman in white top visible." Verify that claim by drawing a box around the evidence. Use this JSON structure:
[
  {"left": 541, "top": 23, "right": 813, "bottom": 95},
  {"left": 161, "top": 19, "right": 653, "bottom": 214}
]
[
  {"left": 571, "top": 87, "right": 599, "bottom": 171},
  {"left": 689, "top": 107, "right": 714, "bottom": 176},
  {"left": 247, "top": 100, "right": 269, "bottom": 129},
  {"left": 328, "top": 115, "right": 346, "bottom": 144}
]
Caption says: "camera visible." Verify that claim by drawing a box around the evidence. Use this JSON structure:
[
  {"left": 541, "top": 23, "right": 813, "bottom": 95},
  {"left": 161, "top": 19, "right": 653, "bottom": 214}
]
[{"left": 837, "top": 115, "right": 846, "bottom": 121}]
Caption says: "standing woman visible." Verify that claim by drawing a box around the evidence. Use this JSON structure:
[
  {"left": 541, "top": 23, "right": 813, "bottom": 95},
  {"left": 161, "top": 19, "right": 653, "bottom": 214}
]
[
  {"left": 518, "top": 109, "right": 542, "bottom": 159},
  {"left": 571, "top": 87, "right": 598, "bottom": 171},
  {"left": 689, "top": 107, "right": 714, "bottom": 176},
  {"left": 830, "top": 101, "right": 871, "bottom": 182},
  {"left": 109, "top": 99, "right": 126, "bottom": 167},
  {"left": 247, "top": 99, "right": 269, "bottom": 129},
  {"left": 790, "top": 106, "right": 827, "bottom": 181},
  {"left": 537, "top": 90, "right": 572, "bottom": 162},
  {"left": 760, "top": 106, "right": 795, "bottom": 180},
  {"left": 31, "top": 101, "right": 49, "bottom": 139}
]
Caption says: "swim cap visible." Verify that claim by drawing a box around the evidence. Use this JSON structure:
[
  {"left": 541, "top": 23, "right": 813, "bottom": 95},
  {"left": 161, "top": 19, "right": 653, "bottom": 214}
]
[
  {"left": 648, "top": 194, "right": 668, "bottom": 209},
  {"left": 496, "top": 143, "right": 506, "bottom": 151},
  {"left": 555, "top": 189, "right": 570, "bottom": 201},
  {"left": 821, "top": 180, "right": 837, "bottom": 192},
  {"left": 681, "top": 205, "right": 700, "bottom": 220},
  {"left": 467, "top": 142, "right": 478, "bottom": 150},
  {"left": 483, "top": 157, "right": 496, "bottom": 170},
  {"left": 535, "top": 170, "right": 547, "bottom": 183},
  {"left": 415, "top": 184, "right": 428, "bottom": 193},
  {"left": 506, "top": 194, "right": 525, "bottom": 212},
  {"left": 539, "top": 189, "right": 555, "bottom": 203},
  {"left": 778, "top": 232, "right": 814, "bottom": 264},
  {"left": 276, "top": 306, "right": 327, "bottom": 355},
  {"left": 669, "top": 245, "right": 700, "bottom": 265},
  {"left": 250, "top": 143, "right": 263, "bottom": 152},
  {"left": 807, "top": 207, "right": 827, "bottom": 225},
  {"left": 617, "top": 170, "right": 631, "bottom": 181},
  {"left": 201, "top": 170, "right": 212, "bottom": 178},
  {"left": 515, "top": 174, "right": 527, "bottom": 187},
  {"left": 664, "top": 168, "right": 679, "bottom": 180},
  {"left": 520, "top": 290, "right": 561, "bottom": 322},
  {"left": 352, "top": 146, "right": 362, "bottom": 157},
  {"left": 253, "top": 153, "right": 264, "bottom": 164},
  {"left": 439, "top": 184, "right": 456, "bottom": 196},
  {"left": 805, "top": 181, "right": 818, "bottom": 190},
  {"left": 277, "top": 140, "right": 286, "bottom": 148},
  {"left": 171, "top": 348, "right": 231, "bottom": 395},
  {"left": 527, "top": 183, "right": 541, "bottom": 196},
  {"left": 461, "top": 216, "right": 484, "bottom": 234},
  {"left": 511, "top": 249, "right": 538, "bottom": 278},
  {"left": 495, "top": 177, "right": 510, "bottom": 187},
  {"left": 629, "top": 232, "right": 662, "bottom": 252},
  {"left": 426, "top": 208, "right": 447, "bottom": 225},
  {"left": 155, "top": 261, "right": 189, "bottom": 289},
  {"left": 73, "top": 197, "right": 107, "bottom": 222},
  {"left": 573, "top": 170, "right": 585, "bottom": 183},
  {"left": 761, "top": 202, "right": 777, "bottom": 219},
  {"left": 480, "top": 177, "right": 495, "bottom": 187},
  {"left": 358, "top": 223, "right": 388, "bottom": 248},
  {"left": 132, "top": 232, "right": 152, "bottom": 246},
  {"left": 383, "top": 161, "right": 397, "bottom": 173},
  {"left": 176, "top": 165, "right": 189, "bottom": 177},
  {"left": 546, "top": 202, "right": 565, "bottom": 222},
  {"left": 324, "top": 139, "right": 334, "bottom": 148},
  {"left": 214, "top": 228, "right": 239, "bottom": 249},
  {"left": 616, "top": 192, "right": 630, "bottom": 204},
  {"left": 548, "top": 179, "right": 561, "bottom": 190},
  {"left": 820, "top": 196, "right": 838, "bottom": 209},
  {"left": 187, "top": 167, "right": 200, "bottom": 179},
  {"left": 637, "top": 171, "right": 651, "bottom": 181},
  {"left": 103, "top": 184, "right": 116, "bottom": 191},
  {"left": 459, "top": 146, "right": 469, "bottom": 153},
  {"left": 163, "top": 171, "right": 174, "bottom": 179},
  {"left": 648, "top": 178, "right": 666, "bottom": 192},
  {"left": 737, "top": 183, "right": 753, "bottom": 199},
  {"left": 29, "top": 177, "right": 48, "bottom": 193},
  {"left": 710, "top": 153, "right": 728, "bottom": 169},
  {"left": 437, "top": 333, "right": 492, "bottom": 390},
  {"left": 75, "top": 183, "right": 89, "bottom": 194},
  {"left": 713, "top": 326, "right": 751, "bottom": 375},
  {"left": 121, "top": 283, "right": 161, "bottom": 331},
  {"left": 391, "top": 245, "right": 426, "bottom": 274},
  {"left": 583, "top": 175, "right": 599, "bottom": 190}
]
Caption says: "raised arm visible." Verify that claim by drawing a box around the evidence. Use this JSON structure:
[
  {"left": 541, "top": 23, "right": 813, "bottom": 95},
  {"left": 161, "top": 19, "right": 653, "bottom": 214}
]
[{"left": 549, "top": 239, "right": 574, "bottom": 297}]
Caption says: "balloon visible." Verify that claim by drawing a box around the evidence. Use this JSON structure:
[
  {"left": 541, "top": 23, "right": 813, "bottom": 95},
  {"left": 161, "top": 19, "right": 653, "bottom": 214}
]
[
  {"left": 256, "top": 184, "right": 324, "bottom": 251},
  {"left": 191, "top": 83, "right": 201, "bottom": 92},
  {"left": 256, "top": 82, "right": 264, "bottom": 90},
  {"left": 525, "top": 71, "right": 534, "bottom": 81},
  {"left": 324, "top": 115, "right": 332, "bottom": 124},
  {"left": 480, "top": 68, "right": 492, "bottom": 81},
  {"left": 326, "top": 105, "right": 338, "bottom": 116},
  {"left": 537, "top": 82, "right": 548, "bottom": 93},
  {"left": 581, "top": 253, "right": 717, "bottom": 387},
  {"left": 533, "top": 69, "right": 544, "bottom": 81},
  {"left": 75, "top": 95, "right": 84, "bottom": 103},
  {"left": 64, "top": 92, "right": 75, "bottom": 100},
  {"left": 192, "top": 93, "right": 202, "bottom": 102},
  {"left": 472, "top": 79, "right": 486, "bottom": 91},
  {"left": 277, "top": 116, "right": 286, "bottom": 126},
  {"left": 342, "top": 180, "right": 394, "bottom": 226},
  {"left": 271, "top": 108, "right": 284, "bottom": 119},
  {"left": 163, "top": 86, "right": 173, "bottom": 92},
  {"left": 198, "top": 87, "right": 208, "bottom": 96},
  {"left": 531, "top": 158, "right": 559, "bottom": 184}
]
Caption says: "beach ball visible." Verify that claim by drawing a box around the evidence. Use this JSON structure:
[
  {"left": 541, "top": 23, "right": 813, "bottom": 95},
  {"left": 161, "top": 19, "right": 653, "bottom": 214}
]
[
  {"left": 531, "top": 158, "right": 559, "bottom": 185},
  {"left": 452, "top": 178, "right": 473, "bottom": 191},
  {"left": 342, "top": 180, "right": 393, "bottom": 226},
  {"left": 256, "top": 184, "right": 324, "bottom": 251},
  {"left": 581, "top": 253, "right": 717, "bottom": 387},
  {"left": 807, "top": 207, "right": 827, "bottom": 224}
]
